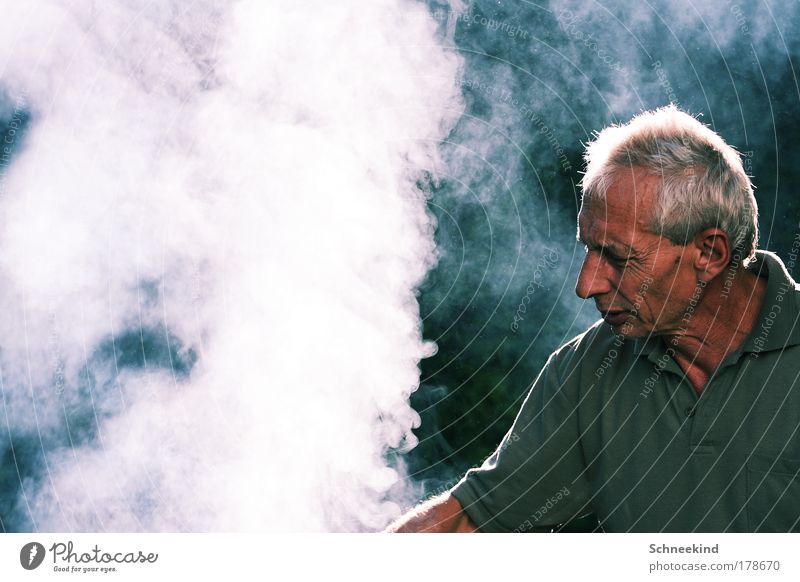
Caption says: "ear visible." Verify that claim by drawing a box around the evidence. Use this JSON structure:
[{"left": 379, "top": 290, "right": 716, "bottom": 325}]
[{"left": 692, "top": 228, "right": 731, "bottom": 283}]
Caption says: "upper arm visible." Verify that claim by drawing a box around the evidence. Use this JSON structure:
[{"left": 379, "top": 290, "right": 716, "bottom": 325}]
[{"left": 450, "top": 349, "right": 594, "bottom": 532}]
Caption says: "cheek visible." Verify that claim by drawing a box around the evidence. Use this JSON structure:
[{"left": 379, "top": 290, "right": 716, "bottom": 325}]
[
  {"left": 641, "top": 294, "right": 664, "bottom": 321},
  {"left": 631, "top": 278, "right": 663, "bottom": 319},
  {"left": 652, "top": 285, "right": 692, "bottom": 323}
]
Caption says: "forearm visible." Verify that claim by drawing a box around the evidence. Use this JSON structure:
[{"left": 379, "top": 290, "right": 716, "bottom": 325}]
[{"left": 385, "top": 493, "right": 479, "bottom": 533}]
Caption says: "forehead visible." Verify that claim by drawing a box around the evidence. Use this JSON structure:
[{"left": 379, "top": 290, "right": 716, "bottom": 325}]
[{"left": 578, "top": 167, "right": 660, "bottom": 247}]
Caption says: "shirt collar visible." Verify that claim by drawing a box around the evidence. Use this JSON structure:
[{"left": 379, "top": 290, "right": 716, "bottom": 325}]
[{"left": 739, "top": 250, "right": 800, "bottom": 353}]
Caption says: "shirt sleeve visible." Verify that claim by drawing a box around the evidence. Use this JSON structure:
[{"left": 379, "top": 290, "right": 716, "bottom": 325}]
[{"left": 450, "top": 349, "right": 594, "bottom": 532}]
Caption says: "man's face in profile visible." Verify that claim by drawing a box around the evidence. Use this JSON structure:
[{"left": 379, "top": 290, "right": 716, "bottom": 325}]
[{"left": 575, "top": 167, "right": 699, "bottom": 338}]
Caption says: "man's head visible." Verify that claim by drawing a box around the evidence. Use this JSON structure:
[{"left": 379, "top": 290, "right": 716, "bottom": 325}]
[{"left": 575, "top": 105, "right": 758, "bottom": 337}]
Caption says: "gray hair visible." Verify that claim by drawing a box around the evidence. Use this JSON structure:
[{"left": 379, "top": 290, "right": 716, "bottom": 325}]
[{"left": 581, "top": 104, "right": 758, "bottom": 266}]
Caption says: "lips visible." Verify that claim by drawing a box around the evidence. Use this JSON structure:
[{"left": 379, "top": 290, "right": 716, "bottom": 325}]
[{"left": 599, "top": 309, "right": 631, "bottom": 326}]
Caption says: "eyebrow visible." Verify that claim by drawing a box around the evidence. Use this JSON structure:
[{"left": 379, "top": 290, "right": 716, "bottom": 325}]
[{"left": 577, "top": 235, "right": 633, "bottom": 259}]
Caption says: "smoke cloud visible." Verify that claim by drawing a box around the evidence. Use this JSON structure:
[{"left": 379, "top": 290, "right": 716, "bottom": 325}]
[{"left": 0, "top": 0, "right": 464, "bottom": 531}]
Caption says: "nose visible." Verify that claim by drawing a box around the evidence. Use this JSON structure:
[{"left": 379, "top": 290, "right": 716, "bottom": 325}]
[{"left": 575, "top": 251, "right": 614, "bottom": 299}]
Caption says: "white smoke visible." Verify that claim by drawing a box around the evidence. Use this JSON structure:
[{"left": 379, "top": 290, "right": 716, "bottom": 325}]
[{"left": 0, "top": 0, "right": 464, "bottom": 531}]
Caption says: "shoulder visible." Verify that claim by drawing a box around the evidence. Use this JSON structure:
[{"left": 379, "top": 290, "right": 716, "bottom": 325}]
[{"left": 544, "top": 319, "right": 630, "bottom": 388}]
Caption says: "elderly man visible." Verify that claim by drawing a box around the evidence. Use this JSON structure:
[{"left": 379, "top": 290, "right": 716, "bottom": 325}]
[{"left": 388, "top": 105, "right": 800, "bottom": 533}]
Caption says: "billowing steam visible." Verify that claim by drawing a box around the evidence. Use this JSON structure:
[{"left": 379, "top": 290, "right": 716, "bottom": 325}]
[{"left": 0, "top": 0, "right": 464, "bottom": 531}]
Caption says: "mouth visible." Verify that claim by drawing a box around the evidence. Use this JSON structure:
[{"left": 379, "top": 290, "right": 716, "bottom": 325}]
[{"left": 599, "top": 309, "right": 631, "bottom": 326}]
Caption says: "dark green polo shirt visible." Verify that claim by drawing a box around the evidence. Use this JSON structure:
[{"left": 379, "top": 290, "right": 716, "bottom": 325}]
[{"left": 452, "top": 250, "right": 800, "bottom": 532}]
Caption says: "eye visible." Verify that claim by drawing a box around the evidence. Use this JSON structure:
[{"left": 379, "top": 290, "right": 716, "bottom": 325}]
[{"left": 604, "top": 250, "right": 628, "bottom": 265}]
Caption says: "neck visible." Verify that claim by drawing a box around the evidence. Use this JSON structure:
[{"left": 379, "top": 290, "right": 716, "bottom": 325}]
[{"left": 665, "top": 267, "right": 767, "bottom": 393}]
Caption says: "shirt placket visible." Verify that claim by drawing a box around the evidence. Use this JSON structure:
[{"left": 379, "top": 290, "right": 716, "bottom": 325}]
[
  {"left": 645, "top": 343, "right": 698, "bottom": 433},
  {"left": 646, "top": 342, "right": 728, "bottom": 455},
  {"left": 686, "top": 350, "right": 750, "bottom": 455}
]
